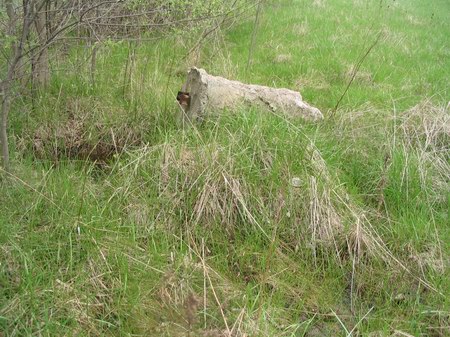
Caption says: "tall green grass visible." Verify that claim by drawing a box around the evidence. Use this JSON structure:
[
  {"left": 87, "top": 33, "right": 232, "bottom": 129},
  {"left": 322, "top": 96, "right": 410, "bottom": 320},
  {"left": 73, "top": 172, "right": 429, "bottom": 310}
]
[{"left": 1, "top": 0, "right": 449, "bottom": 336}]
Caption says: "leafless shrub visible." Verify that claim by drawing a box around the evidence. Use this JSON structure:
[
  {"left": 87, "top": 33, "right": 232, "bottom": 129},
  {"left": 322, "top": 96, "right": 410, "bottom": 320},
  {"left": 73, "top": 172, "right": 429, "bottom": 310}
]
[{"left": 1, "top": 0, "right": 259, "bottom": 171}]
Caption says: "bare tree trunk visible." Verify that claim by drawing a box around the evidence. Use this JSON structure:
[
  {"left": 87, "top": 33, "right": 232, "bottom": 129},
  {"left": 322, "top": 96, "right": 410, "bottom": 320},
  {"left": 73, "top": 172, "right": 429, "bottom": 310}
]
[
  {"left": 1, "top": 0, "right": 33, "bottom": 172},
  {"left": 32, "top": 0, "right": 50, "bottom": 87},
  {"left": 1, "top": 0, "right": 17, "bottom": 173},
  {"left": 1, "top": 88, "right": 12, "bottom": 173}
]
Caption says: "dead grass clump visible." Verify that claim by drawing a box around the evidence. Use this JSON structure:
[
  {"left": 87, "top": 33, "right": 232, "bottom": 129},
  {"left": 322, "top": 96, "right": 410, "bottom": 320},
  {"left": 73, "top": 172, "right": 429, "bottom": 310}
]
[
  {"left": 157, "top": 259, "right": 199, "bottom": 311},
  {"left": 416, "top": 249, "right": 447, "bottom": 274},
  {"left": 149, "top": 249, "right": 246, "bottom": 336},
  {"left": 408, "top": 245, "right": 447, "bottom": 274},
  {"left": 295, "top": 71, "right": 330, "bottom": 90},
  {"left": 0, "top": 245, "right": 21, "bottom": 291},
  {"left": 406, "top": 14, "right": 424, "bottom": 26},
  {"left": 27, "top": 97, "right": 142, "bottom": 164},
  {"left": 52, "top": 258, "right": 117, "bottom": 335},
  {"left": 306, "top": 147, "right": 382, "bottom": 269},
  {"left": 202, "top": 329, "right": 230, "bottom": 336},
  {"left": 312, "top": 0, "right": 326, "bottom": 9},
  {"left": 399, "top": 101, "right": 450, "bottom": 202},
  {"left": 305, "top": 147, "right": 349, "bottom": 258},
  {"left": 32, "top": 119, "right": 141, "bottom": 164},
  {"left": 305, "top": 146, "right": 413, "bottom": 269},
  {"left": 125, "top": 201, "right": 151, "bottom": 228},
  {"left": 400, "top": 101, "right": 449, "bottom": 152},
  {"left": 159, "top": 144, "right": 199, "bottom": 194},
  {"left": 158, "top": 143, "right": 254, "bottom": 232},
  {"left": 382, "top": 28, "right": 411, "bottom": 55},
  {"left": 308, "top": 174, "right": 344, "bottom": 251},
  {"left": 273, "top": 54, "right": 292, "bottom": 64},
  {"left": 292, "top": 21, "right": 309, "bottom": 36},
  {"left": 193, "top": 172, "right": 248, "bottom": 230},
  {"left": 344, "top": 65, "right": 373, "bottom": 85}
]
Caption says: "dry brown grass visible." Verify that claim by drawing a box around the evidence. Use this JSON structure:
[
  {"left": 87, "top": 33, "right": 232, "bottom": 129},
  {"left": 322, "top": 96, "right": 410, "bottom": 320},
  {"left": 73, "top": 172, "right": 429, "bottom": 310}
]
[
  {"left": 344, "top": 64, "right": 374, "bottom": 85},
  {"left": 399, "top": 100, "right": 450, "bottom": 204},
  {"left": 273, "top": 54, "right": 292, "bottom": 64},
  {"left": 295, "top": 71, "right": 330, "bottom": 91},
  {"left": 292, "top": 21, "right": 309, "bottom": 36},
  {"left": 21, "top": 97, "right": 142, "bottom": 164}
]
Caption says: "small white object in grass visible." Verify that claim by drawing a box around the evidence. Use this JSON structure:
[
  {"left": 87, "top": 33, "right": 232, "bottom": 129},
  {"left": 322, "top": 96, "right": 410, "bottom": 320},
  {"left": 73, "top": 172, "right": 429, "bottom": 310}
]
[
  {"left": 291, "top": 177, "right": 302, "bottom": 187},
  {"left": 394, "top": 293, "right": 406, "bottom": 301},
  {"left": 286, "top": 211, "right": 291, "bottom": 218}
]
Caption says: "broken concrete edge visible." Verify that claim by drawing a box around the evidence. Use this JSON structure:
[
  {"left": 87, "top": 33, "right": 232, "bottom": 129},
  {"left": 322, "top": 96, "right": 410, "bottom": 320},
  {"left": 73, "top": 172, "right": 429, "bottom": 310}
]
[{"left": 180, "top": 67, "right": 323, "bottom": 122}]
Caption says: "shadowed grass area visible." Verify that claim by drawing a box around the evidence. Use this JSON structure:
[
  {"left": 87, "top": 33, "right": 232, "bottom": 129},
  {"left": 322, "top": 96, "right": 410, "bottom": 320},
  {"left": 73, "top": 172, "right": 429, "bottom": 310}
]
[{"left": 1, "top": 0, "right": 449, "bottom": 336}]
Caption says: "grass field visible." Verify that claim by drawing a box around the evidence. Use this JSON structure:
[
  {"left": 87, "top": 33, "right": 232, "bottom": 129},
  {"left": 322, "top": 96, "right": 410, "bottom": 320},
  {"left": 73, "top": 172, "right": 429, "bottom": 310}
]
[{"left": 1, "top": 0, "right": 449, "bottom": 336}]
